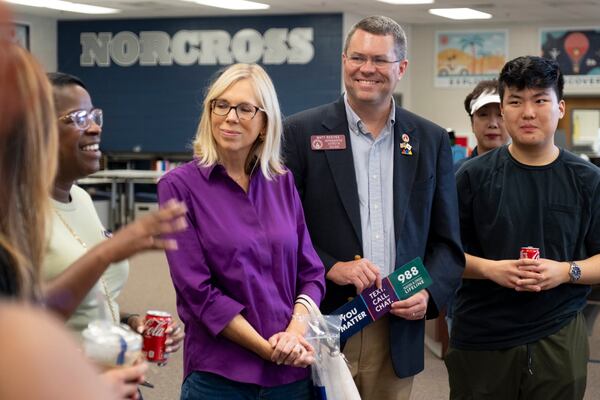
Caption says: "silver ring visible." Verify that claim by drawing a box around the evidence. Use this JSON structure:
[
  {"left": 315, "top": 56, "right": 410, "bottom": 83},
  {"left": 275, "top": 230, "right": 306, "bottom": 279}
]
[{"left": 411, "top": 312, "right": 416, "bottom": 317}]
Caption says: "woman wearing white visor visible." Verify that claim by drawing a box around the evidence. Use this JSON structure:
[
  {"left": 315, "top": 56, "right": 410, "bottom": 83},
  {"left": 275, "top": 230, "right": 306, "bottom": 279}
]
[{"left": 454, "top": 79, "right": 510, "bottom": 172}]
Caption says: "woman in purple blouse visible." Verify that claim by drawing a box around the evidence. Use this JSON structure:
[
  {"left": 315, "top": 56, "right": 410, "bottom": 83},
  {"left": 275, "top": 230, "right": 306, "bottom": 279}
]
[{"left": 158, "top": 63, "right": 326, "bottom": 399}]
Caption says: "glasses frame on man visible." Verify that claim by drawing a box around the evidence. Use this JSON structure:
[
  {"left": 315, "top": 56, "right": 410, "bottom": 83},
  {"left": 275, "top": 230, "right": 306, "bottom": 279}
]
[
  {"left": 58, "top": 108, "right": 103, "bottom": 131},
  {"left": 346, "top": 53, "right": 401, "bottom": 68},
  {"left": 210, "top": 99, "right": 265, "bottom": 121}
]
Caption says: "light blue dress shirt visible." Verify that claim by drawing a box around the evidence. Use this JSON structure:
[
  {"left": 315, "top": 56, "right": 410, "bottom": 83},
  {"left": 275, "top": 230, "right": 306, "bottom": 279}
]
[{"left": 344, "top": 94, "right": 396, "bottom": 276}]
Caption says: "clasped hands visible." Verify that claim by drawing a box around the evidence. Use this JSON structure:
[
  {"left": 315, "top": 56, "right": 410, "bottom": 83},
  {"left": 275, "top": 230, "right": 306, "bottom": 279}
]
[
  {"left": 267, "top": 330, "right": 315, "bottom": 368},
  {"left": 486, "top": 258, "right": 570, "bottom": 292}
]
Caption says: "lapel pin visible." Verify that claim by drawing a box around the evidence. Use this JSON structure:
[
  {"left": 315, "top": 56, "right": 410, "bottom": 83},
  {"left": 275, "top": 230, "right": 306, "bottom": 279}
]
[{"left": 400, "top": 133, "right": 412, "bottom": 156}]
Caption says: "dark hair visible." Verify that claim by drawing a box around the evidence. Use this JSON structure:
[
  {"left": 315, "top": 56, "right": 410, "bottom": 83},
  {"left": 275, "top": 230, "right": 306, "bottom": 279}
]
[
  {"left": 344, "top": 16, "right": 407, "bottom": 60},
  {"left": 464, "top": 79, "right": 499, "bottom": 117},
  {"left": 47, "top": 72, "right": 87, "bottom": 90},
  {"left": 498, "top": 56, "right": 564, "bottom": 101}
]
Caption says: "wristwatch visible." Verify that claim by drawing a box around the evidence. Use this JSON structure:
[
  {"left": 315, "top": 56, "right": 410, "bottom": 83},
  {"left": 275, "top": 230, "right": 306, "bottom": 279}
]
[{"left": 569, "top": 261, "right": 582, "bottom": 283}]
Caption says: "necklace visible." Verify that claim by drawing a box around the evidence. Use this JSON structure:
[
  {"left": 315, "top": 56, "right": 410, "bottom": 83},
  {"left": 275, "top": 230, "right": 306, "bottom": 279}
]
[
  {"left": 230, "top": 174, "right": 248, "bottom": 183},
  {"left": 53, "top": 209, "right": 119, "bottom": 324},
  {"left": 227, "top": 159, "right": 258, "bottom": 190}
]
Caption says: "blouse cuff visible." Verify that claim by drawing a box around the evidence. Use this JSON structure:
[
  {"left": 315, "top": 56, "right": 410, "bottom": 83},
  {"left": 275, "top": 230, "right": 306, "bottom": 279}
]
[
  {"left": 203, "top": 295, "right": 245, "bottom": 337},
  {"left": 296, "top": 284, "right": 323, "bottom": 309}
]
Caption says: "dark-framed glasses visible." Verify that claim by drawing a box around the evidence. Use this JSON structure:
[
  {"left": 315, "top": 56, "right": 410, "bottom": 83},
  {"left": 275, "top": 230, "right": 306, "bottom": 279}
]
[
  {"left": 347, "top": 54, "right": 401, "bottom": 68},
  {"left": 58, "top": 108, "right": 103, "bottom": 130},
  {"left": 210, "top": 99, "right": 265, "bottom": 121}
]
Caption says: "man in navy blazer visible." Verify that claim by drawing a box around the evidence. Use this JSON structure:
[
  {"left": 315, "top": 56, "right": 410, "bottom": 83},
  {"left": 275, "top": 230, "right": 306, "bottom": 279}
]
[{"left": 283, "top": 16, "right": 464, "bottom": 400}]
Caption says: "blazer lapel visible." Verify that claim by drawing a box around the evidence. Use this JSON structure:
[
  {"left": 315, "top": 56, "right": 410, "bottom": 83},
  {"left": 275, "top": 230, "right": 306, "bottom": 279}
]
[
  {"left": 393, "top": 108, "right": 419, "bottom": 244},
  {"left": 322, "top": 99, "right": 362, "bottom": 246}
]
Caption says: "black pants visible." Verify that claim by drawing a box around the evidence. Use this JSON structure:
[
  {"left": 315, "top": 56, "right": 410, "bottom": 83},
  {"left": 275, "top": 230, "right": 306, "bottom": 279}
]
[{"left": 445, "top": 313, "right": 588, "bottom": 400}]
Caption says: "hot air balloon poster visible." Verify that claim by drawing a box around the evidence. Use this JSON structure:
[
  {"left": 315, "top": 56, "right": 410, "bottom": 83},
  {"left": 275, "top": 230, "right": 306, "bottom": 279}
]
[
  {"left": 435, "top": 30, "right": 507, "bottom": 88},
  {"left": 541, "top": 28, "right": 600, "bottom": 87}
]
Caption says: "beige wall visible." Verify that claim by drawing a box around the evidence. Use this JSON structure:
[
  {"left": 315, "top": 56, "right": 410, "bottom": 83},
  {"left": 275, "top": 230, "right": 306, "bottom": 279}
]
[
  {"left": 14, "top": 12, "right": 57, "bottom": 72},
  {"left": 407, "top": 20, "right": 600, "bottom": 146}
]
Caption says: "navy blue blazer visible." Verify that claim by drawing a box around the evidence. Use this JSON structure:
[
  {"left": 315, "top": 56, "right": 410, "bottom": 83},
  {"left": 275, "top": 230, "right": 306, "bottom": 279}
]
[{"left": 283, "top": 97, "right": 464, "bottom": 378}]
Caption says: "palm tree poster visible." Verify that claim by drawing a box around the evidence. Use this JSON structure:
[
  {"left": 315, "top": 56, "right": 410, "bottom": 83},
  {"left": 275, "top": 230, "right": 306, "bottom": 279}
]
[
  {"left": 540, "top": 28, "right": 600, "bottom": 88},
  {"left": 435, "top": 30, "right": 507, "bottom": 88}
]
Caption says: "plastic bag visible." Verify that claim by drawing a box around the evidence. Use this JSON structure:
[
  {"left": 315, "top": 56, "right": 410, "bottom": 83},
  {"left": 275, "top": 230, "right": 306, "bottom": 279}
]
[{"left": 296, "top": 295, "right": 361, "bottom": 400}]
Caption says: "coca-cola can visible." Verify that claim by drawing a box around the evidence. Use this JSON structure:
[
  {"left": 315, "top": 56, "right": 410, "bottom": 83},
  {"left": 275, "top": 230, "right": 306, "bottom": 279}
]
[
  {"left": 142, "top": 310, "right": 172, "bottom": 363},
  {"left": 520, "top": 246, "right": 540, "bottom": 260}
]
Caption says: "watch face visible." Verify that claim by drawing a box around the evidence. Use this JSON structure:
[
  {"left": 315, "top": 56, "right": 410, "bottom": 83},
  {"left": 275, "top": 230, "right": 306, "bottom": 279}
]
[{"left": 570, "top": 263, "right": 582, "bottom": 282}]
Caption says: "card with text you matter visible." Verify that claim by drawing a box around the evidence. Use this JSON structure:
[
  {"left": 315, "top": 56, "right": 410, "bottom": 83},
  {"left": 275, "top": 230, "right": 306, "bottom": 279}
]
[{"left": 333, "top": 257, "right": 432, "bottom": 342}]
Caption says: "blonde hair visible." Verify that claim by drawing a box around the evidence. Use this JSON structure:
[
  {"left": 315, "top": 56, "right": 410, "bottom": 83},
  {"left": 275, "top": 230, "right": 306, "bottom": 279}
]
[
  {"left": 192, "top": 63, "right": 285, "bottom": 179},
  {"left": 0, "top": 42, "right": 58, "bottom": 298}
]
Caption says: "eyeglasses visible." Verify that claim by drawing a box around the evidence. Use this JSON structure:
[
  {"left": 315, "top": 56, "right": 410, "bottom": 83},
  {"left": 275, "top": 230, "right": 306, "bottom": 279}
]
[
  {"left": 346, "top": 54, "right": 401, "bottom": 68},
  {"left": 58, "top": 108, "right": 103, "bottom": 130},
  {"left": 210, "top": 100, "right": 265, "bottom": 121}
]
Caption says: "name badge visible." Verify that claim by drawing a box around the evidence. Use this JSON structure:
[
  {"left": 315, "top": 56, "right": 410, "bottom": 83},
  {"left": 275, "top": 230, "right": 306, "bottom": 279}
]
[{"left": 311, "top": 134, "right": 346, "bottom": 150}]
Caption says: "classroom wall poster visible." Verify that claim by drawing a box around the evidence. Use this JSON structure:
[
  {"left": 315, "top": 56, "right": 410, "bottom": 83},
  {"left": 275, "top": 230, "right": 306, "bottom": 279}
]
[
  {"left": 435, "top": 30, "right": 508, "bottom": 88},
  {"left": 540, "top": 27, "right": 600, "bottom": 88}
]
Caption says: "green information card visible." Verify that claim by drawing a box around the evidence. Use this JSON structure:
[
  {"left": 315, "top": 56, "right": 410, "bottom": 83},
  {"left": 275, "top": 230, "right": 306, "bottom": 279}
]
[{"left": 389, "top": 257, "right": 433, "bottom": 300}]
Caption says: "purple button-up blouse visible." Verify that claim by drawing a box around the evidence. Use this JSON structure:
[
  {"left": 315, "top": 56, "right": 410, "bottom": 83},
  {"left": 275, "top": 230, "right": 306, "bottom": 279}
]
[{"left": 157, "top": 161, "right": 325, "bottom": 387}]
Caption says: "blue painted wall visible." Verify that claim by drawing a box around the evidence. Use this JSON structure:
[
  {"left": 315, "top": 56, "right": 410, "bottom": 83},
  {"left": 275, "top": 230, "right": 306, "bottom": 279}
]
[{"left": 58, "top": 14, "right": 342, "bottom": 153}]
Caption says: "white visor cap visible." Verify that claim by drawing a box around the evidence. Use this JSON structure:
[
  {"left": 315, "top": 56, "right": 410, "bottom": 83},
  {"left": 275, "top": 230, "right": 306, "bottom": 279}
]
[{"left": 470, "top": 90, "right": 501, "bottom": 115}]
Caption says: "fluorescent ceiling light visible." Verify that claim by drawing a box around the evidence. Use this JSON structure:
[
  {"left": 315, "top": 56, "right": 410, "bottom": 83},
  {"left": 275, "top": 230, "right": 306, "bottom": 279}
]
[
  {"left": 182, "top": 0, "right": 270, "bottom": 10},
  {"left": 428, "top": 8, "right": 492, "bottom": 20},
  {"left": 377, "top": 0, "right": 434, "bottom": 4},
  {"left": 6, "top": 0, "right": 120, "bottom": 14}
]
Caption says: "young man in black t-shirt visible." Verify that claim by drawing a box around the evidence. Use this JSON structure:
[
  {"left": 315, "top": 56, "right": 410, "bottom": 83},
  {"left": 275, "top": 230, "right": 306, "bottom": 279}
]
[{"left": 446, "top": 56, "right": 600, "bottom": 399}]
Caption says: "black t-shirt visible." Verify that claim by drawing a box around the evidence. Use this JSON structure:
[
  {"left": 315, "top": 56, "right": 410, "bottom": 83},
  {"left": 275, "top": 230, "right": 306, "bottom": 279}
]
[
  {"left": 452, "top": 146, "right": 600, "bottom": 350},
  {"left": 0, "top": 245, "right": 19, "bottom": 298}
]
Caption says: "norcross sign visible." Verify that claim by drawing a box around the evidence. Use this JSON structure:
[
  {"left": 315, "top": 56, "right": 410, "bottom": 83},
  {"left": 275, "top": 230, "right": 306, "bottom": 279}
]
[{"left": 80, "top": 27, "right": 314, "bottom": 67}]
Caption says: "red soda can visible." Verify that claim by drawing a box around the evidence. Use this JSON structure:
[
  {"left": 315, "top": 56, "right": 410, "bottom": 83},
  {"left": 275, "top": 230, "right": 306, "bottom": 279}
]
[
  {"left": 520, "top": 246, "right": 540, "bottom": 260},
  {"left": 142, "top": 310, "right": 172, "bottom": 363}
]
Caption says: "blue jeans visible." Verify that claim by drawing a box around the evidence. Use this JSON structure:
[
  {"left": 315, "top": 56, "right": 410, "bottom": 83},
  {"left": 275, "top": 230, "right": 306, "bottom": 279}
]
[{"left": 181, "top": 371, "right": 314, "bottom": 400}]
